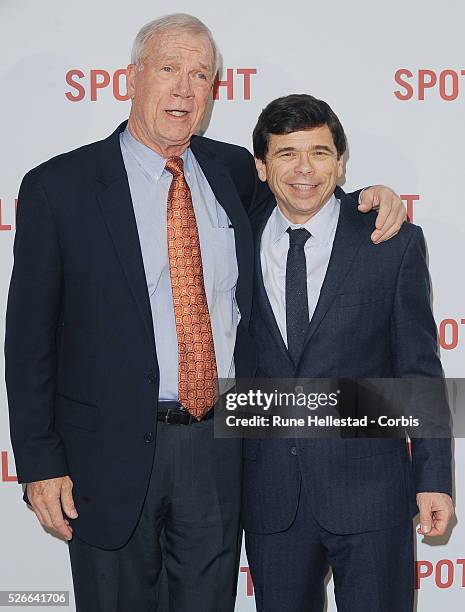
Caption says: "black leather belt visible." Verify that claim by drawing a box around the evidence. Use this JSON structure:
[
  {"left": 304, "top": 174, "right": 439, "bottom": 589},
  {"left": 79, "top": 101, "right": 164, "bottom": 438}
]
[{"left": 157, "top": 400, "right": 214, "bottom": 425}]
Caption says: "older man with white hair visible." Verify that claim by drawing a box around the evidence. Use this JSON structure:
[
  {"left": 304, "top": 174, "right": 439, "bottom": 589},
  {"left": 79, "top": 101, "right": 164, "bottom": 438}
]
[{"left": 5, "top": 13, "right": 406, "bottom": 611}]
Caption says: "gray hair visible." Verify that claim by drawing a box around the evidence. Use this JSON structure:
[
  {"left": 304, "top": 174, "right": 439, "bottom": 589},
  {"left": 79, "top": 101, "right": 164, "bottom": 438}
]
[{"left": 131, "top": 13, "right": 220, "bottom": 77}]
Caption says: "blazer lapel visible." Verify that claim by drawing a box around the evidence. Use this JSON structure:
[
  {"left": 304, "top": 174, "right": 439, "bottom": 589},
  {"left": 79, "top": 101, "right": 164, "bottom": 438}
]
[
  {"left": 190, "top": 137, "right": 254, "bottom": 327},
  {"left": 96, "top": 122, "right": 156, "bottom": 354},
  {"left": 253, "top": 198, "right": 294, "bottom": 366},
  {"left": 300, "top": 188, "right": 366, "bottom": 352}
]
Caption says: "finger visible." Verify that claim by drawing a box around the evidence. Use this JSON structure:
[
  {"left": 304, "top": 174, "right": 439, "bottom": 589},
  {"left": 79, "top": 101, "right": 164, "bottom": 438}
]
[
  {"left": 432, "top": 510, "right": 452, "bottom": 535},
  {"left": 31, "top": 503, "right": 47, "bottom": 527},
  {"left": 431, "top": 521, "right": 447, "bottom": 536},
  {"left": 357, "top": 189, "right": 372, "bottom": 212},
  {"left": 371, "top": 202, "right": 405, "bottom": 241},
  {"left": 61, "top": 484, "right": 78, "bottom": 519},
  {"left": 371, "top": 224, "right": 399, "bottom": 244},
  {"left": 391, "top": 204, "right": 407, "bottom": 232},
  {"left": 397, "top": 201, "right": 407, "bottom": 224},
  {"left": 418, "top": 509, "right": 433, "bottom": 535},
  {"left": 358, "top": 192, "right": 381, "bottom": 213},
  {"left": 425, "top": 518, "right": 447, "bottom": 537},
  {"left": 373, "top": 198, "right": 392, "bottom": 229},
  {"left": 47, "top": 499, "right": 73, "bottom": 541},
  {"left": 375, "top": 198, "right": 395, "bottom": 230},
  {"left": 419, "top": 525, "right": 441, "bottom": 537},
  {"left": 34, "top": 503, "right": 54, "bottom": 532}
]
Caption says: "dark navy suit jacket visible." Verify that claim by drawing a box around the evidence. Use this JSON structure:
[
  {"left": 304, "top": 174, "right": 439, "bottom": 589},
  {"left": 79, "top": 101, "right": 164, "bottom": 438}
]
[
  {"left": 5, "top": 122, "right": 268, "bottom": 549},
  {"left": 242, "top": 187, "right": 452, "bottom": 535}
]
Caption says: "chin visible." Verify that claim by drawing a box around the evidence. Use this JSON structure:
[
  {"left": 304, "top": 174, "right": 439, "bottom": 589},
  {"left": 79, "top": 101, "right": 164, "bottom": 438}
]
[
  {"left": 293, "top": 203, "right": 318, "bottom": 213},
  {"left": 162, "top": 132, "right": 191, "bottom": 146}
]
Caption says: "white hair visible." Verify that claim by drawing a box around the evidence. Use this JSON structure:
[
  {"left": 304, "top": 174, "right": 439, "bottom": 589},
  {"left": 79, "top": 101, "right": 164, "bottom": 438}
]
[{"left": 131, "top": 13, "right": 220, "bottom": 76}]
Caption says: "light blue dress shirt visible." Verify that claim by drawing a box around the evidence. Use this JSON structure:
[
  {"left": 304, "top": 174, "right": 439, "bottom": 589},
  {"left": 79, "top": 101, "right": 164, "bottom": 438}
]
[
  {"left": 120, "top": 128, "right": 239, "bottom": 400},
  {"left": 260, "top": 195, "right": 340, "bottom": 346}
]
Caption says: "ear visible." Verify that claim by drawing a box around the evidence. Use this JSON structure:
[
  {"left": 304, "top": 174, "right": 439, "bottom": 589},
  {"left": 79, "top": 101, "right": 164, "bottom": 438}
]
[
  {"left": 126, "top": 64, "right": 137, "bottom": 98},
  {"left": 255, "top": 157, "right": 267, "bottom": 182}
]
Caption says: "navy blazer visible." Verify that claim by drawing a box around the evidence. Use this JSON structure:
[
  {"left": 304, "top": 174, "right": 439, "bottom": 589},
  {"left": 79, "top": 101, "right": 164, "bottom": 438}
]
[
  {"left": 4, "top": 122, "right": 268, "bottom": 549},
  {"left": 242, "top": 187, "right": 452, "bottom": 535}
]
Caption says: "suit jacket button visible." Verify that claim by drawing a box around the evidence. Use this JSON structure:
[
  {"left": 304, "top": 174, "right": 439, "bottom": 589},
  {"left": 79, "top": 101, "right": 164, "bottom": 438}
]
[
  {"left": 147, "top": 372, "right": 157, "bottom": 384},
  {"left": 144, "top": 432, "right": 154, "bottom": 443},
  {"left": 290, "top": 446, "right": 298, "bottom": 456}
]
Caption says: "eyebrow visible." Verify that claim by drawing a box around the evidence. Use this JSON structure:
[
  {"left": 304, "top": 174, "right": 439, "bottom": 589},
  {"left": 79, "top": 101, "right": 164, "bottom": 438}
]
[
  {"left": 273, "top": 145, "right": 335, "bottom": 155},
  {"left": 158, "top": 55, "right": 211, "bottom": 70}
]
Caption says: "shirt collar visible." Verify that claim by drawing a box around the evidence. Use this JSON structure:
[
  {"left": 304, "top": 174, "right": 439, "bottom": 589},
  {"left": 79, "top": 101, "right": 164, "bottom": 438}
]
[
  {"left": 272, "top": 193, "right": 340, "bottom": 246},
  {"left": 120, "top": 126, "right": 190, "bottom": 182}
]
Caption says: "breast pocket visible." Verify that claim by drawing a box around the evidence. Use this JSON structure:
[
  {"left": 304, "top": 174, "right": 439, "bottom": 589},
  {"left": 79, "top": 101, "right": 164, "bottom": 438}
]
[{"left": 210, "top": 228, "right": 238, "bottom": 292}]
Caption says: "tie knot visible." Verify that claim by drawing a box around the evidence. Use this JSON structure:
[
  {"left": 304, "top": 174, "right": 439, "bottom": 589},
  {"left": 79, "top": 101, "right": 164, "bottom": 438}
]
[
  {"left": 287, "top": 227, "right": 311, "bottom": 249},
  {"left": 165, "top": 156, "right": 184, "bottom": 177}
]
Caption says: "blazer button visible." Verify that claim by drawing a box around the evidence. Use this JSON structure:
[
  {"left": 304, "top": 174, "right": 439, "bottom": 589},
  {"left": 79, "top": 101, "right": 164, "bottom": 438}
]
[
  {"left": 144, "top": 432, "right": 154, "bottom": 443},
  {"left": 147, "top": 372, "right": 157, "bottom": 384},
  {"left": 290, "top": 446, "right": 298, "bottom": 456}
]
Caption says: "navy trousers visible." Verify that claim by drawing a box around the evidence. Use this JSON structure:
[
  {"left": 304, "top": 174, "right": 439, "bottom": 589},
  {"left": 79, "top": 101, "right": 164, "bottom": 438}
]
[
  {"left": 68, "top": 418, "right": 242, "bottom": 612},
  {"left": 245, "top": 480, "right": 414, "bottom": 612}
]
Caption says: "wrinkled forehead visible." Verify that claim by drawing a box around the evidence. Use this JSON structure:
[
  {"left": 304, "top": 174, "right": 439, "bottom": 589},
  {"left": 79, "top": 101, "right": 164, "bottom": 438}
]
[{"left": 143, "top": 27, "right": 214, "bottom": 65}]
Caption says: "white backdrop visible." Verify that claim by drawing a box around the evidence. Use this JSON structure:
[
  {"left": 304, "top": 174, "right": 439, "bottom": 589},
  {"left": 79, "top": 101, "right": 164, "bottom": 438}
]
[{"left": 0, "top": 0, "right": 463, "bottom": 610}]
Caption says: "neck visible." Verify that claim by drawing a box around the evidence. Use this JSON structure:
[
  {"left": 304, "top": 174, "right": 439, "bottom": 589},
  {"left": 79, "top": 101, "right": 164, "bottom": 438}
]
[{"left": 127, "top": 117, "right": 190, "bottom": 158}]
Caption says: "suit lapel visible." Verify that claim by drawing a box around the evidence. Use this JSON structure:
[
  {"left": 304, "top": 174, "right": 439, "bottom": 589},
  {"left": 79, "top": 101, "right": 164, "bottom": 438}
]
[
  {"left": 300, "top": 188, "right": 366, "bottom": 353},
  {"left": 190, "top": 137, "right": 254, "bottom": 327},
  {"left": 253, "top": 198, "right": 294, "bottom": 366},
  {"left": 96, "top": 122, "right": 156, "bottom": 354}
]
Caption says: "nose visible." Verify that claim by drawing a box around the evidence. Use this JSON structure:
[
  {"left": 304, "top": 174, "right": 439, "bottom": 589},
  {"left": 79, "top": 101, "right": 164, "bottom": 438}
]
[
  {"left": 295, "top": 153, "right": 314, "bottom": 174},
  {"left": 171, "top": 71, "right": 194, "bottom": 98}
]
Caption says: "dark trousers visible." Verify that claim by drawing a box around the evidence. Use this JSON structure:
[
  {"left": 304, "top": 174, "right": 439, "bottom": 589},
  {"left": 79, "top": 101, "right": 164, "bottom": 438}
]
[
  {"left": 245, "top": 481, "right": 414, "bottom": 612},
  {"left": 69, "top": 418, "right": 242, "bottom": 612}
]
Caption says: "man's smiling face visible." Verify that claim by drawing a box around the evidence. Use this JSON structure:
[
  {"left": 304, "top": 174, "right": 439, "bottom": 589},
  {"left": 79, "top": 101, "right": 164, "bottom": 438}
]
[
  {"left": 255, "top": 126, "right": 344, "bottom": 224},
  {"left": 127, "top": 27, "right": 214, "bottom": 157}
]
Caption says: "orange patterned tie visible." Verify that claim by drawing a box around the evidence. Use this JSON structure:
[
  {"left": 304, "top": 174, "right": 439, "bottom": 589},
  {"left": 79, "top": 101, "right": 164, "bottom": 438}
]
[{"left": 165, "top": 156, "right": 218, "bottom": 420}]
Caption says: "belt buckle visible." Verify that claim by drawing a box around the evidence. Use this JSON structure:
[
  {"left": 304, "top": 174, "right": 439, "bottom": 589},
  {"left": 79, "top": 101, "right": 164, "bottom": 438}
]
[
  {"left": 165, "top": 408, "right": 175, "bottom": 424},
  {"left": 164, "top": 405, "right": 190, "bottom": 425}
]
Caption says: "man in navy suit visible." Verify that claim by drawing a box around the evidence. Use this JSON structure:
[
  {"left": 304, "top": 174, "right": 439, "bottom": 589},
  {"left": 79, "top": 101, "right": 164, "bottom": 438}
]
[
  {"left": 243, "top": 94, "right": 455, "bottom": 611},
  {"left": 5, "top": 14, "right": 407, "bottom": 612}
]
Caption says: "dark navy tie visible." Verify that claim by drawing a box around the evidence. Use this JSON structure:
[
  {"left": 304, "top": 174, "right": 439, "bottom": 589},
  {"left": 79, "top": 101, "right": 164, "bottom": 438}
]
[{"left": 286, "top": 227, "right": 311, "bottom": 364}]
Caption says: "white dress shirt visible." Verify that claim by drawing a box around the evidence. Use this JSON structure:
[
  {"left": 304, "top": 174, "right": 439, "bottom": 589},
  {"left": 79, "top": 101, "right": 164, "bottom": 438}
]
[
  {"left": 120, "top": 128, "right": 239, "bottom": 399},
  {"left": 260, "top": 195, "right": 340, "bottom": 346}
]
